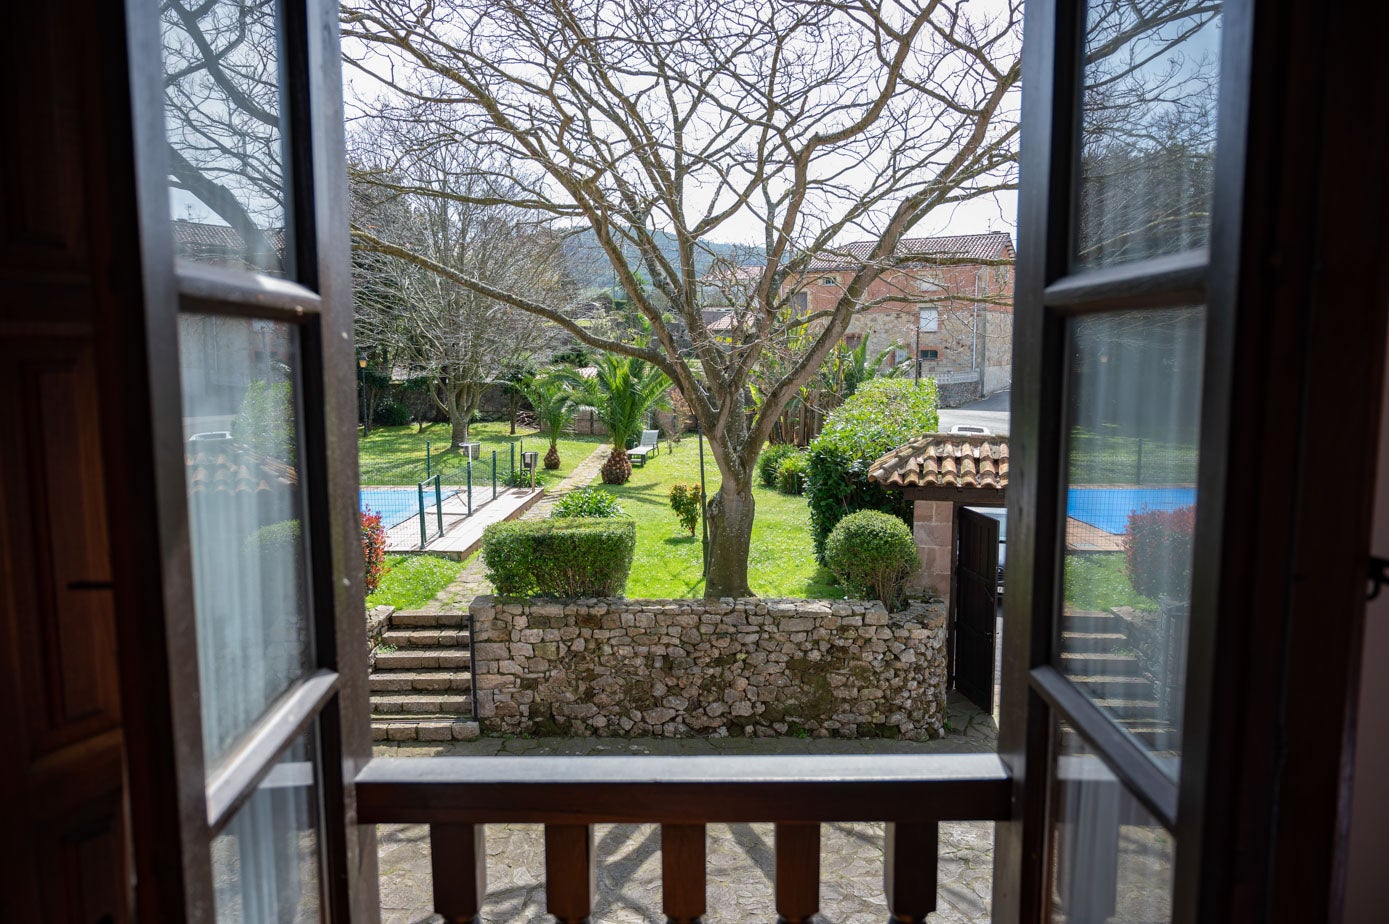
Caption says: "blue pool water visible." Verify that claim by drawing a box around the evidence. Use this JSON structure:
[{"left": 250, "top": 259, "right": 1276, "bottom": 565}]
[
  {"left": 361, "top": 487, "right": 455, "bottom": 530},
  {"left": 1066, "top": 486, "right": 1196, "bottom": 535}
]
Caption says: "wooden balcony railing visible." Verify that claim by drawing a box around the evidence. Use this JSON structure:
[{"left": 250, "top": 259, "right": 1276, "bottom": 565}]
[{"left": 355, "top": 752, "right": 1012, "bottom": 924}]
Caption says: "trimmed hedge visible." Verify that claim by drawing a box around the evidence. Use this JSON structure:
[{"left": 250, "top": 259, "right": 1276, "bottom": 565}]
[
  {"left": 551, "top": 487, "right": 624, "bottom": 519},
  {"left": 806, "top": 378, "right": 939, "bottom": 561},
  {"left": 824, "top": 510, "right": 920, "bottom": 610},
  {"left": 483, "top": 517, "right": 636, "bottom": 597},
  {"left": 758, "top": 443, "right": 800, "bottom": 488},
  {"left": 1124, "top": 505, "right": 1196, "bottom": 600},
  {"left": 776, "top": 453, "right": 807, "bottom": 495}
]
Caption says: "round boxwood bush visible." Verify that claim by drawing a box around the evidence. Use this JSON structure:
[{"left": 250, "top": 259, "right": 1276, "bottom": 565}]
[
  {"left": 823, "top": 510, "right": 920, "bottom": 611},
  {"left": 373, "top": 401, "right": 411, "bottom": 427},
  {"left": 551, "top": 487, "right": 624, "bottom": 519},
  {"left": 758, "top": 443, "right": 800, "bottom": 488},
  {"left": 776, "top": 453, "right": 807, "bottom": 495},
  {"left": 806, "top": 378, "right": 939, "bottom": 562}
]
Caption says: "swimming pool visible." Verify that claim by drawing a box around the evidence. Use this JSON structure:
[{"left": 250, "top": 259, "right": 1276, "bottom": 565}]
[
  {"left": 360, "top": 486, "right": 457, "bottom": 530},
  {"left": 1066, "top": 486, "right": 1196, "bottom": 535}
]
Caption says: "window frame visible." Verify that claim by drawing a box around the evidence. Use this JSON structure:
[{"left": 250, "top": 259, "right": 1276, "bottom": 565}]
[{"left": 122, "top": 0, "right": 375, "bottom": 918}]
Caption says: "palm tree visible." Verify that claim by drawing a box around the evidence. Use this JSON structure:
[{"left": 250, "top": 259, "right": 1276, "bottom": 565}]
[
  {"left": 570, "top": 354, "right": 671, "bottom": 485},
  {"left": 523, "top": 373, "right": 579, "bottom": 469}
]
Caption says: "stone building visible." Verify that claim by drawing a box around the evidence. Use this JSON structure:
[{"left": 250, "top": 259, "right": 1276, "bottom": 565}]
[{"left": 798, "top": 231, "right": 1015, "bottom": 405}]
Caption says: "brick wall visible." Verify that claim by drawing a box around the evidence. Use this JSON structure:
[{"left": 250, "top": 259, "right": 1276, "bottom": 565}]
[
  {"left": 912, "top": 501, "right": 955, "bottom": 606},
  {"left": 470, "top": 596, "right": 949, "bottom": 740}
]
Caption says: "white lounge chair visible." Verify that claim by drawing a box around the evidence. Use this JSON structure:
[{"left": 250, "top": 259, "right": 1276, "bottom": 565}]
[{"left": 628, "top": 429, "right": 661, "bottom": 467}]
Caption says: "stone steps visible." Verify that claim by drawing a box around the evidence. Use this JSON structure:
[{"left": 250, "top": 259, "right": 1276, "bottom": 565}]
[
  {"left": 370, "top": 668, "right": 474, "bottom": 693},
  {"left": 381, "top": 627, "right": 471, "bottom": 649},
  {"left": 390, "top": 609, "right": 469, "bottom": 628},
  {"left": 372, "top": 715, "right": 480, "bottom": 742},
  {"left": 372, "top": 692, "right": 472, "bottom": 714},
  {"left": 373, "top": 649, "right": 472, "bottom": 670},
  {"left": 1057, "top": 650, "right": 1146, "bottom": 676}
]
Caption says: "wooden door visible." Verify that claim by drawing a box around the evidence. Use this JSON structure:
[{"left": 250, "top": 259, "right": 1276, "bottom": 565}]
[{"left": 956, "top": 508, "right": 1000, "bottom": 713}]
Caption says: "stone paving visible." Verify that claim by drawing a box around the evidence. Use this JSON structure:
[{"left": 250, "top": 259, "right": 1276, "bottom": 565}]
[{"left": 375, "top": 694, "right": 1000, "bottom": 923}]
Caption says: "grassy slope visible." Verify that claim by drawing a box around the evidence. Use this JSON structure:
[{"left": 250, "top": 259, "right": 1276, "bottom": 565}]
[
  {"left": 366, "top": 554, "right": 463, "bottom": 611},
  {"left": 1068, "top": 427, "right": 1198, "bottom": 485},
  {"left": 1063, "top": 552, "right": 1156, "bottom": 612},
  {"left": 358, "top": 421, "right": 606, "bottom": 486},
  {"left": 588, "top": 439, "right": 839, "bottom": 600}
]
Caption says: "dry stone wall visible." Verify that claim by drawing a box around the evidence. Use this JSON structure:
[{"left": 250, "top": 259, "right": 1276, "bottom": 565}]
[{"left": 470, "top": 596, "right": 949, "bottom": 740}]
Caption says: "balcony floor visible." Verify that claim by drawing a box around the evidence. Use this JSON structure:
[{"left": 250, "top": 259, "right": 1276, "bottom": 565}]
[{"left": 375, "top": 693, "right": 999, "bottom": 922}]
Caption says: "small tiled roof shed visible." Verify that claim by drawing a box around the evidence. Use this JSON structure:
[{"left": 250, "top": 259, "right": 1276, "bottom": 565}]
[{"left": 868, "top": 433, "right": 1008, "bottom": 504}]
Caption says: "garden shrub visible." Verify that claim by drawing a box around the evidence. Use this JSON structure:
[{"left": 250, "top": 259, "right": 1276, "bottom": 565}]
[
  {"left": 668, "top": 482, "right": 703, "bottom": 536},
  {"left": 1124, "top": 505, "right": 1196, "bottom": 600},
  {"left": 360, "top": 510, "right": 387, "bottom": 596},
  {"left": 373, "top": 401, "right": 411, "bottom": 427},
  {"left": 482, "top": 518, "right": 636, "bottom": 597},
  {"left": 806, "top": 378, "right": 939, "bottom": 561},
  {"left": 232, "top": 380, "right": 295, "bottom": 463},
  {"left": 758, "top": 443, "right": 800, "bottom": 488},
  {"left": 504, "top": 466, "right": 547, "bottom": 488},
  {"left": 823, "top": 510, "right": 920, "bottom": 610},
  {"left": 552, "top": 487, "right": 624, "bottom": 519},
  {"left": 775, "top": 453, "right": 807, "bottom": 495}
]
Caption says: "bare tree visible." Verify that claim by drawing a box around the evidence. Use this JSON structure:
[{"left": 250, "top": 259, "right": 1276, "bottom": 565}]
[
  {"left": 342, "top": 0, "right": 1021, "bottom": 596},
  {"left": 352, "top": 143, "right": 571, "bottom": 445}
]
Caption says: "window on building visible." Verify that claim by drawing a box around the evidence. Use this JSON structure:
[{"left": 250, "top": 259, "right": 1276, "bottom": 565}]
[
  {"left": 820, "top": 276, "right": 836, "bottom": 286},
  {"left": 919, "top": 307, "right": 939, "bottom": 332},
  {"left": 792, "top": 292, "right": 809, "bottom": 312},
  {"left": 844, "top": 333, "right": 863, "bottom": 349},
  {"left": 919, "top": 348, "right": 939, "bottom": 361}
]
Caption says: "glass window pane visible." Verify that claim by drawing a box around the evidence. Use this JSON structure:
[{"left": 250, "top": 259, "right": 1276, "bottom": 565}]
[
  {"left": 1050, "top": 723, "right": 1175, "bottom": 922},
  {"left": 180, "top": 314, "right": 311, "bottom": 774},
  {"left": 212, "top": 732, "right": 322, "bottom": 922},
  {"left": 162, "top": 0, "right": 288, "bottom": 276},
  {"left": 1060, "top": 307, "right": 1203, "bottom": 779},
  {"left": 1077, "top": 0, "right": 1223, "bottom": 269}
]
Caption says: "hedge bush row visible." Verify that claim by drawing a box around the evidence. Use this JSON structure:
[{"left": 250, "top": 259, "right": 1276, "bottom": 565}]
[
  {"left": 551, "top": 487, "right": 624, "bottom": 519},
  {"left": 776, "top": 453, "right": 807, "bottom": 495},
  {"left": 805, "top": 378, "right": 939, "bottom": 561},
  {"left": 758, "top": 443, "right": 800, "bottom": 488},
  {"left": 1124, "top": 505, "right": 1196, "bottom": 600},
  {"left": 482, "top": 517, "right": 636, "bottom": 597},
  {"left": 823, "top": 510, "right": 920, "bottom": 611}
]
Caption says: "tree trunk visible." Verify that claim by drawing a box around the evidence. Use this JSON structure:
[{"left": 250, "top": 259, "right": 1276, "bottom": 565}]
[{"left": 704, "top": 476, "right": 755, "bottom": 598}]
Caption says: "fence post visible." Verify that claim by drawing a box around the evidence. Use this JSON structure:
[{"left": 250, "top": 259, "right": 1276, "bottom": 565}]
[
  {"left": 1135, "top": 437, "right": 1144, "bottom": 485},
  {"left": 467, "top": 461, "right": 473, "bottom": 515},
  {"left": 426, "top": 440, "right": 432, "bottom": 478},
  {"left": 510, "top": 443, "right": 516, "bottom": 483},
  {"left": 492, "top": 450, "right": 498, "bottom": 500},
  {"left": 418, "top": 480, "right": 427, "bottom": 549},
  {"left": 434, "top": 473, "right": 443, "bottom": 537}
]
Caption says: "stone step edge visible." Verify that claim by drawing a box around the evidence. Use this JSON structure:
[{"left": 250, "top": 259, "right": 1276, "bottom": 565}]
[
  {"left": 390, "top": 610, "right": 469, "bottom": 628},
  {"left": 372, "top": 717, "right": 481, "bottom": 742}
]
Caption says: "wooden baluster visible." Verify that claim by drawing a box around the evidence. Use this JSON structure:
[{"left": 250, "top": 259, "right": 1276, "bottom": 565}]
[
  {"left": 883, "top": 822, "right": 939, "bottom": 923},
  {"left": 774, "top": 823, "right": 820, "bottom": 924},
  {"left": 661, "top": 823, "right": 706, "bottom": 924},
  {"left": 545, "top": 823, "right": 596, "bottom": 924},
  {"left": 430, "top": 823, "right": 486, "bottom": 924}
]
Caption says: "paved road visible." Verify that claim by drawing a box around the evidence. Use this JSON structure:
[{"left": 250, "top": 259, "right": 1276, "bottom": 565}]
[{"left": 939, "top": 389, "right": 1010, "bottom": 436}]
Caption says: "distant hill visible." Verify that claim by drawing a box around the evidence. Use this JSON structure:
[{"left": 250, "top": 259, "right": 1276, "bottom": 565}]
[{"left": 562, "top": 228, "right": 754, "bottom": 292}]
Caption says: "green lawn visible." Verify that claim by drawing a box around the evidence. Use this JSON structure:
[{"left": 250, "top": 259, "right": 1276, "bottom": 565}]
[
  {"left": 358, "top": 421, "right": 606, "bottom": 486},
  {"left": 1069, "top": 426, "right": 1198, "bottom": 485},
  {"left": 1063, "top": 552, "right": 1156, "bottom": 612},
  {"left": 366, "top": 554, "right": 463, "bottom": 610},
  {"left": 585, "top": 440, "right": 840, "bottom": 599}
]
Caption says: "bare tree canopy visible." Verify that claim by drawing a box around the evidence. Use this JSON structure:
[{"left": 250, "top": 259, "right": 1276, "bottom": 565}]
[{"left": 342, "top": 0, "right": 1022, "bottom": 596}]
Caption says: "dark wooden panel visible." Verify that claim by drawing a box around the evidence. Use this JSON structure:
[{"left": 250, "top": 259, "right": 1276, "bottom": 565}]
[
  {"left": 355, "top": 754, "right": 1013, "bottom": 825},
  {"left": 430, "top": 824, "right": 486, "bottom": 924},
  {"left": 661, "top": 824, "right": 706, "bottom": 924},
  {"left": 544, "top": 824, "right": 595, "bottom": 924},
  {"left": 774, "top": 823, "right": 820, "bottom": 924}
]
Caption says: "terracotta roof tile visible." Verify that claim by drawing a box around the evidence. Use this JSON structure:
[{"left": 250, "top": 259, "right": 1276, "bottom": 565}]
[
  {"left": 868, "top": 433, "right": 1009, "bottom": 491},
  {"left": 808, "top": 231, "right": 1015, "bottom": 270},
  {"left": 186, "top": 441, "right": 298, "bottom": 499}
]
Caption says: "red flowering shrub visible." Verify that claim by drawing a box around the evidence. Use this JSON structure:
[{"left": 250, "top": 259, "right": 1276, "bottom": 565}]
[
  {"left": 1123, "top": 505, "right": 1196, "bottom": 601},
  {"left": 361, "top": 509, "right": 387, "bottom": 596}
]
